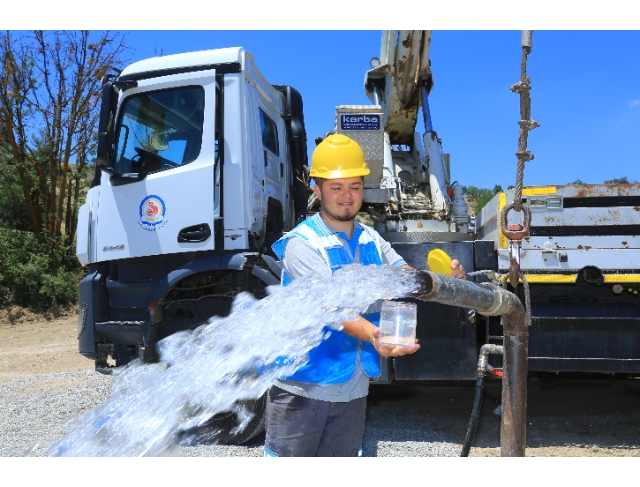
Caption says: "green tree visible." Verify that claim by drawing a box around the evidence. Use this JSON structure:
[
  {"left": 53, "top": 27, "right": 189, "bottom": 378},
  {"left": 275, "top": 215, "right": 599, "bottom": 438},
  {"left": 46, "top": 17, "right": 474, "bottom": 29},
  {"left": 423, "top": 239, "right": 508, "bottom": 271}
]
[
  {"left": 463, "top": 185, "right": 503, "bottom": 216},
  {"left": 0, "top": 30, "right": 128, "bottom": 245},
  {"left": 0, "top": 143, "right": 31, "bottom": 230},
  {"left": 604, "top": 176, "right": 632, "bottom": 184},
  {"left": 0, "top": 31, "right": 129, "bottom": 310}
]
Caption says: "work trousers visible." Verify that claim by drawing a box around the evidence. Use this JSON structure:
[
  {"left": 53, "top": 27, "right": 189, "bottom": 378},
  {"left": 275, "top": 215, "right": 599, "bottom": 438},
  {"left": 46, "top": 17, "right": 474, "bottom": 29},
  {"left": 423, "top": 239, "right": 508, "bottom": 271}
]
[{"left": 264, "top": 386, "right": 366, "bottom": 457}]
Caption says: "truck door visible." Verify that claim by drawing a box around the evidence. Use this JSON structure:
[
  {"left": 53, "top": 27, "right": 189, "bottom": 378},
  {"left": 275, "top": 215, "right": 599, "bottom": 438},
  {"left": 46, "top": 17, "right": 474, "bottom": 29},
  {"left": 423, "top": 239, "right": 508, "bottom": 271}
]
[
  {"left": 258, "top": 105, "right": 290, "bottom": 231},
  {"left": 95, "top": 71, "right": 218, "bottom": 262}
]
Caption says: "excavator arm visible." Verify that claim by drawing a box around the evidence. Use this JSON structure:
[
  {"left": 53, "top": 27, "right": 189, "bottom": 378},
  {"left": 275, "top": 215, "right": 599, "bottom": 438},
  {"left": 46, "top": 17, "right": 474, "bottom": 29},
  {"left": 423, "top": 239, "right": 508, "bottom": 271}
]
[
  {"left": 326, "top": 30, "right": 470, "bottom": 231},
  {"left": 364, "top": 30, "right": 433, "bottom": 146}
]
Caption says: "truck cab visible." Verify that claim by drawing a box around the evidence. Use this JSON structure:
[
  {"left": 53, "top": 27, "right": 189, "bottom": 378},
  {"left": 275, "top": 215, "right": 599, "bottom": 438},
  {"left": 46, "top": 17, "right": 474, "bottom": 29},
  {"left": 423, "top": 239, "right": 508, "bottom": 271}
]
[{"left": 76, "top": 47, "right": 308, "bottom": 372}]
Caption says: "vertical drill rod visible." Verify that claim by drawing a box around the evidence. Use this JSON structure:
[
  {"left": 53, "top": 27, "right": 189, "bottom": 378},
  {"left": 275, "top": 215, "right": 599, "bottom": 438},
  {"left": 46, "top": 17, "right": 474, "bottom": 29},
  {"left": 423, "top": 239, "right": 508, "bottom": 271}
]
[{"left": 412, "top": 270, "right": 528, "bottom": 456}]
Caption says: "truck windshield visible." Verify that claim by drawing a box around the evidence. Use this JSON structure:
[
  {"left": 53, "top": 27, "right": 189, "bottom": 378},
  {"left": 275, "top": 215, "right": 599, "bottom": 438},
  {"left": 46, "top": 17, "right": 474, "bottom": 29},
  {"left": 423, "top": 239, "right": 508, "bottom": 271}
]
[{"left": 114, "top": 86, "right": 205, "bottom": 175}]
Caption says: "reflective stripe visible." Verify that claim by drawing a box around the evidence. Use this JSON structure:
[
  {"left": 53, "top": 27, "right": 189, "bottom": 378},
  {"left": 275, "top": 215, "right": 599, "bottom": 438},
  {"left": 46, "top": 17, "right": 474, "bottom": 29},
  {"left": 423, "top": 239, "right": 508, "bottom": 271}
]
[
  {"left": 520, "top": 274, "right": 577, "bottom": 284},
  {"left": 501, "top": 273, "right": 640, "bottom": 284},
  {"left": 522, "top": 186, "right": 557, "bottom": 195},
  {"left": 498, "top": 192, "right": 507, "bottom": 249},
  {"left": 603, "top": 274, "right": 640, "bottom": 283},
  {"left": 263, "top": 446, "right": 279, "bottom": 457}
]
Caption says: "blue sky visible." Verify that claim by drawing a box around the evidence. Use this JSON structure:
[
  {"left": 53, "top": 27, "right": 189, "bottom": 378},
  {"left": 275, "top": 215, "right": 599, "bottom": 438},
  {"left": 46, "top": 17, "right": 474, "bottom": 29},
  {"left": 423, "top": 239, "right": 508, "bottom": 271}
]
[{"left": 117, "top": 30, "right": 639, "bottom": 191}]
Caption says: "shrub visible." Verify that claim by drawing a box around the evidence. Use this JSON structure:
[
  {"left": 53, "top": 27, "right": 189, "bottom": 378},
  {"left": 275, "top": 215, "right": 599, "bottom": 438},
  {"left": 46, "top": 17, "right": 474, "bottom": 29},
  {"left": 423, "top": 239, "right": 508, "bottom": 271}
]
[
  {"left": 0, "top": 228, "right": 83, "bottom": 310},
  {"left": 463, "top": 185, "right": 503, "bottom": 216}
]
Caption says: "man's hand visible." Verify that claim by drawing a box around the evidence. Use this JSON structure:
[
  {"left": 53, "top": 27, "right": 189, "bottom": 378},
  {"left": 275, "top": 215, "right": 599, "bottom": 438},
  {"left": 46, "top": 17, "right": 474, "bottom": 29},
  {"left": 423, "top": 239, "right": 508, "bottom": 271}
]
[
  {"left": 370, "top": 327, "right": 420, "bottom": 358},
  {"left": 451, "top": 259, "right": 466, "bottom": 279},
  {"left": 402, "top": 259, "right": 466, "bottom": 279}
]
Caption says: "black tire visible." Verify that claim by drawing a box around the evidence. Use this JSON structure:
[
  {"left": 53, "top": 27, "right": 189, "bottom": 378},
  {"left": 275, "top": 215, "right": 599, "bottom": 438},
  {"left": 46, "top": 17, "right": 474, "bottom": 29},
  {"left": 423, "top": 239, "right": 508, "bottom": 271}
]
[{"left": 179, "top": 394, "right": 267, "bottom": 446}]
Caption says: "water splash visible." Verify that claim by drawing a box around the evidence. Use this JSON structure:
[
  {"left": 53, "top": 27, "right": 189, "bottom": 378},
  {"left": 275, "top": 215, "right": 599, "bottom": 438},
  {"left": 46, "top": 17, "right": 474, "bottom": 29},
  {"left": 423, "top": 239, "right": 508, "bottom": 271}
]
[{"left": 48, "top": 264, "right": 420, "bottom": 456}]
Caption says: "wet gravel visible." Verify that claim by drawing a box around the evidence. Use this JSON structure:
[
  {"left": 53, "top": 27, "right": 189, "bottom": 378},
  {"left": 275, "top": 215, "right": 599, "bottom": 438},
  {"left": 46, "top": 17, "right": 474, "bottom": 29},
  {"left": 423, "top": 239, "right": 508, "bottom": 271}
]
[{"left": 0, "top": 370, "right": 463, "bottom": 457}]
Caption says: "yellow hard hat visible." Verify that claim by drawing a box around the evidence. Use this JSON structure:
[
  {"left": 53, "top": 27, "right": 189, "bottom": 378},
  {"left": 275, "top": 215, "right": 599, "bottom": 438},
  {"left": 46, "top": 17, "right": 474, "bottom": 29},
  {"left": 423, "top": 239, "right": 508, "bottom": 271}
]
[{"left": 310, "top": 134, "right": 370, "bottom": 179}]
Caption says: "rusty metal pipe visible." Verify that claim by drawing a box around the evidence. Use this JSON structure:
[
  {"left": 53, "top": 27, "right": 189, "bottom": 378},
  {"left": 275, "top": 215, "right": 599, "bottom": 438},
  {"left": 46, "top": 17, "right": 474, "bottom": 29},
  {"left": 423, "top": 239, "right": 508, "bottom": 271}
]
[
  {"left": 410, "top": 270, "right": 529, "bottom": 457},
  {"left": 500, "top": 303, "right": 528, "bottom": 457},
  {"left": 411, "top": 270, "right": 521, "bottom": 317}
]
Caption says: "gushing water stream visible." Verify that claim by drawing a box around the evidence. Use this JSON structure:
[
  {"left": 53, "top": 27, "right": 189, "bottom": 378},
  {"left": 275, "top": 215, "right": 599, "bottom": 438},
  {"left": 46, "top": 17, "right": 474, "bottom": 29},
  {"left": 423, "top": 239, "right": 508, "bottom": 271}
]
[{"left": 47, "top": 264, "right": 420, "bottom": 456}]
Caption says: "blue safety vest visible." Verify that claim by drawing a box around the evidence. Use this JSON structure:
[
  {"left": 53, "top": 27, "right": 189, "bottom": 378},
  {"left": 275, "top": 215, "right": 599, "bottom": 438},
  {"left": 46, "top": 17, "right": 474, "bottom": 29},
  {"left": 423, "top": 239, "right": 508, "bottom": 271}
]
[{"left": 271, "top": 212, "right": 384, "bottom": 384}]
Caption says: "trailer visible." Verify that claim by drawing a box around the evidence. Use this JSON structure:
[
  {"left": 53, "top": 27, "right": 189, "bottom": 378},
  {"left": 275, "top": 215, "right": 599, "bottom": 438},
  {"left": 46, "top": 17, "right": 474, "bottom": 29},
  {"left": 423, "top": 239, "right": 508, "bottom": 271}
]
[{"left": 477, "top": 183, "right": 640, "bottom": 373}]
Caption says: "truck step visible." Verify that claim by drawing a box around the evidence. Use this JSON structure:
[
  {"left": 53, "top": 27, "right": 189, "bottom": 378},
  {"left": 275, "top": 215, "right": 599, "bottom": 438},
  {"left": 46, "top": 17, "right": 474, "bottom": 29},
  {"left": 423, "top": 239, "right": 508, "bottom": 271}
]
[{"left": 95, "top": 321, "right": 145, "bottom": 326}]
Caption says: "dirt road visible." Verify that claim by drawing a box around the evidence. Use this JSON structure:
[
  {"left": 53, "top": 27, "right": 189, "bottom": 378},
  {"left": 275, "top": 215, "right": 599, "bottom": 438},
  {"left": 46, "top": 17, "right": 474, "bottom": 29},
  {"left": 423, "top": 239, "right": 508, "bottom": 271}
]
[
  {"left": 0, "top": 307, "right": 93, "bottom": 383},
  {"left": 1, "top": 307, "right": 639, "bottom": 457}
]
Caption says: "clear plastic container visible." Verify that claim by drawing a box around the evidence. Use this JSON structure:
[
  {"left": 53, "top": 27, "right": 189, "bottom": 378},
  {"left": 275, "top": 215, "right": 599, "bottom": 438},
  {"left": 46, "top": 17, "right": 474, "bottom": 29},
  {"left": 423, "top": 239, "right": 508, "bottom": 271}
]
[{"left": 378, "top": 301, "right": 417, "bottom": 347}]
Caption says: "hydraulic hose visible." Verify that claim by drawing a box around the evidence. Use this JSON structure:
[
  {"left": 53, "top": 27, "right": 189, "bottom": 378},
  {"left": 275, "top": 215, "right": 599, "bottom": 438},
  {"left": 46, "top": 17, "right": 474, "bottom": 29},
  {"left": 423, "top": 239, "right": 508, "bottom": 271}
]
[
  {"left": 460, "top": 374, "right": 485, "bottom": 457},
  {"left": 460, "top": 344, "right": 504, "bottom": 457}
]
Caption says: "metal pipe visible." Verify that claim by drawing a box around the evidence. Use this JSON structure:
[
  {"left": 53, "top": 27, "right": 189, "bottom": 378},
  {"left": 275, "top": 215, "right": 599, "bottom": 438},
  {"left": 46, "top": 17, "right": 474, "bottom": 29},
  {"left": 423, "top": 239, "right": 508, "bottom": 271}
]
[
  {"left": 411, "top": 271, "right": 521, "bottom": 317},
  {"left": 421, "top": 86, "right": 433, "bottom": 132},
  {"left": 381, "top": 132, "right": 396, "bottom": 189},
  {"left": 380, "top": 31, "right": 391, "bottom": 65},
  {"left": 500, "top": 304, "right": 528, "bottom": 457},
  {"left": 386, "top": 30, "right": 396, "bottom": 67},
  {"left": 478, "top": 343, "right": 504, "bottom": 373},
  {"left": 410, "top": 270, "right": 529, "bottom": 457},
  {"left": 372, "top": 86, "right": 380, "bottom": 106}
]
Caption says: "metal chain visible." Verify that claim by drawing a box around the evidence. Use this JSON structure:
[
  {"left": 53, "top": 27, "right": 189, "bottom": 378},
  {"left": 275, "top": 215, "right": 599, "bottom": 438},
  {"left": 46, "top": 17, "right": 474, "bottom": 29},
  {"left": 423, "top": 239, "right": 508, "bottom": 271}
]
[{"left": 509, "top": 32, "right": 540, "bottom": 212}]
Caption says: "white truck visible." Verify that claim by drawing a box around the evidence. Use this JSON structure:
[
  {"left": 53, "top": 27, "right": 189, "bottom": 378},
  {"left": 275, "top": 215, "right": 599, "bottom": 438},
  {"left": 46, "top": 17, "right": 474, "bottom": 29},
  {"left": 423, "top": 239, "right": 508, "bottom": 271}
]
[{"left": 76, "top": 47, "right": 309, "bottom": 443}]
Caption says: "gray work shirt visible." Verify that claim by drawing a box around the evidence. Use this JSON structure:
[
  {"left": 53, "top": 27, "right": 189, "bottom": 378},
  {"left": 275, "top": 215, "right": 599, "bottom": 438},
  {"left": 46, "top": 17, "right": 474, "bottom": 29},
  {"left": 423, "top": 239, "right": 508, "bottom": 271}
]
[{"left": 274, "top": 217, "right": 406, "bottom": 402}]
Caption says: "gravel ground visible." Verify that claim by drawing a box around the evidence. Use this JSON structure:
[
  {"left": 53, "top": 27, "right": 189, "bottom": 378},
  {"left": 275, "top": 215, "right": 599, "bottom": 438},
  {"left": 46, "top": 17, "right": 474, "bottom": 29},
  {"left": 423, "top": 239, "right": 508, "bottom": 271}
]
[
  {"left": 0, "top": 370, "right": 114, "bottom": 457},
  {"left": 4, "top": 312, "right": 639, "bottom": 458},
  {"left": 0, "top": 369, "right": 462, "bottom": 457},
  {"left": 3, "top": 369, "right": 640, "bottom": 457}
]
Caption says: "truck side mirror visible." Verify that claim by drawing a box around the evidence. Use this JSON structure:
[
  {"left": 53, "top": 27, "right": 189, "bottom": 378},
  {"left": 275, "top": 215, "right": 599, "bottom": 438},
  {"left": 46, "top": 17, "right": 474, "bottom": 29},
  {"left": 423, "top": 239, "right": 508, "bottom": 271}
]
[{"left": 96, "top": 81, "right": 116, "bottom": 174}]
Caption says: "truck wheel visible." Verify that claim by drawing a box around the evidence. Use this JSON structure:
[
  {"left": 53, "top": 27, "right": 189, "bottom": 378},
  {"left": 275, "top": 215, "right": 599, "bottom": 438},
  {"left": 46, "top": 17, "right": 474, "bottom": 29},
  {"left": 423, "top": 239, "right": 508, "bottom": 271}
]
[{"left": 179, "top": 394, "right": 267, "bottom": 446}]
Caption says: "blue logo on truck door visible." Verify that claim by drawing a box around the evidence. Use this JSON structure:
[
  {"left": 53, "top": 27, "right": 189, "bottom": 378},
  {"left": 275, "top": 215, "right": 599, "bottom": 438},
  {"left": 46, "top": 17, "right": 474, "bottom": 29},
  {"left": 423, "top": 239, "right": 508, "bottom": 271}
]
[
  {"left": 139, "top": 195, "right": 167, "bottom": 231},
  {"left": 339, "top": 114, "right": 381, "bottom": 131}
]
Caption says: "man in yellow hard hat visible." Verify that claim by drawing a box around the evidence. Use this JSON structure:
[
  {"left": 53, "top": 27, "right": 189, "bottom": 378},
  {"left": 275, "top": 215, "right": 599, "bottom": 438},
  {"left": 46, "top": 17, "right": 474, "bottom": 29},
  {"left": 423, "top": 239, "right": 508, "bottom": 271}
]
[{"left": 266, "top": 134, "right": 465, "bottom": 457}]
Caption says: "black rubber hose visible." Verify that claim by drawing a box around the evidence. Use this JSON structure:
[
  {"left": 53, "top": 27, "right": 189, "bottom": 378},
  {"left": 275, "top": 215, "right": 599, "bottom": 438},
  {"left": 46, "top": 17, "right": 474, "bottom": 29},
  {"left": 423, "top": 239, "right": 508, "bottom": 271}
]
[{"left": 460, "top": 374, "right": 485, "bottom": 457}]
